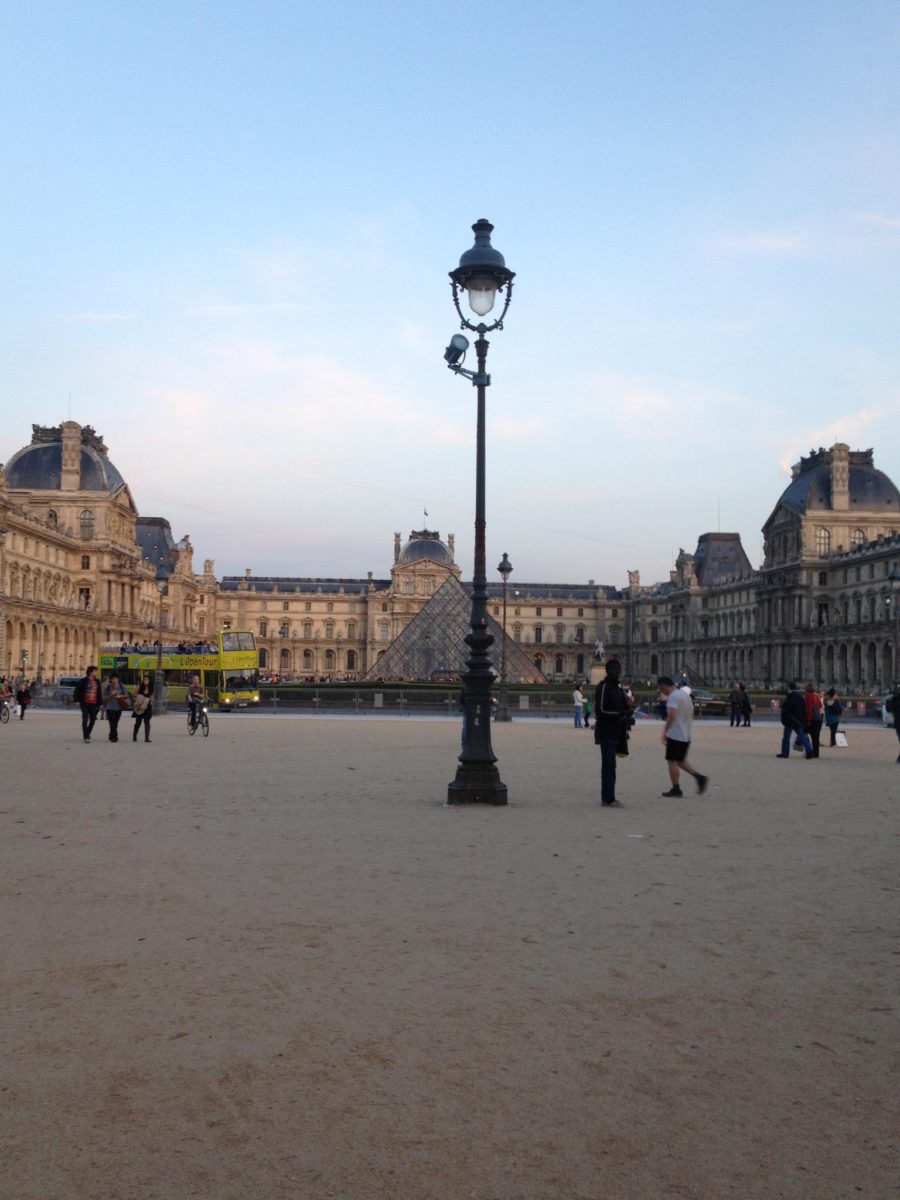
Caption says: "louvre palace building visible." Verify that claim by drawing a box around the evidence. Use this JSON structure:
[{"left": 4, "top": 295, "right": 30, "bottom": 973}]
[{"left": 3, "top": 421, "right": 900, "bottom": 693}]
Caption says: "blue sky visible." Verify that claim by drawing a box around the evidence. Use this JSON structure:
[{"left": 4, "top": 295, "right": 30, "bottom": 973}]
[{"left": 1, "top": 1, "right": 898, "bottom": 586}]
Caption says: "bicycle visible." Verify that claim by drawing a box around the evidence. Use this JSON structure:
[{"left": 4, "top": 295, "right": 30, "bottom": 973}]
[
  {"left": 187, "top": 697, "right": 210, "bottom": 738},
  {"left": 0, "top": 697, "right": 10, "bottom": 724}
]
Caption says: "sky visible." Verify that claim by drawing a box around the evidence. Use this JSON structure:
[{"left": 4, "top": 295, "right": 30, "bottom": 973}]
[{"left": 1, "top": 0, "right": 898, "bottom": 587}]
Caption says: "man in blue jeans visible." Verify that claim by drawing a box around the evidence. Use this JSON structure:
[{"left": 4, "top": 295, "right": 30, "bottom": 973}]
[{"left": 593, "top": 658, "right": 633, "bottom": 807}]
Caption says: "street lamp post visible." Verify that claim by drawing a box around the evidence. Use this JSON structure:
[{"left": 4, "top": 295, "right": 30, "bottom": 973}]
[
  {"left": 444, "top": 218, "right": 515, "bottom": 805},
  {"left": 154, "top": 580, "right": 167, "bottom": 714},
  {"left": 886, "top": 565, "right": 900, "bottom": 687},
  {"left": 496, "top": 553, "right": 513, "bottom": 722},
  {"left": 36, "top": 615, "right": 45, "bottom": 685}
]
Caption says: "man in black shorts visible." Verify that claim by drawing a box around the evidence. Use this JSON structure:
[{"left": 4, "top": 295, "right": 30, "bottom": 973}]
[{"left": 658, "top": 677, "right": 709, "bottom": 797}]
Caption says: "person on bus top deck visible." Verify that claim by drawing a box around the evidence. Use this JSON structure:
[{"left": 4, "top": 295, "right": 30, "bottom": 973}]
[{"left": 187, "top": 674, "right": 204, "bottom": 728}]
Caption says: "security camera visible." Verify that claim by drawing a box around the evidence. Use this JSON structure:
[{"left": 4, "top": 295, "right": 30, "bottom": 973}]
[{"left": 443, "top": 333, "right": 469, "bottom": 365}]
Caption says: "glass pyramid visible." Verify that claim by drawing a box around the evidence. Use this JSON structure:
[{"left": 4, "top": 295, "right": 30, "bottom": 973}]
[{"left": 363, "top": 575, "right": 547, "bottom": 683}]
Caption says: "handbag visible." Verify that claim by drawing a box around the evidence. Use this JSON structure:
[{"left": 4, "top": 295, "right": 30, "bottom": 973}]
[
  {"left": 132, "top": 694, "right": 148, "bottom": 716},
  {"left": 116, "top": 692, "right": 132, "bottom": 710}
]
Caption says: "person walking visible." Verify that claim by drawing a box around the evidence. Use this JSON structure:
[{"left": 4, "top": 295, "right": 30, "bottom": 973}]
[
  {"left": 74, "top": 664, "right": 102, "bottom": 742},
  {"left": 131, "top": 676, "right": 154, "bottom": 743},
  {"left": 804, "top": 682, "right": 824, "bottom": 757},
  {"left": 739, "top": 682, "right": 753, "bottom": 727},
  {"left": 777, "top": 683, "right": 814, "bottom": 759},
  {"left": 658, "top": 677, "right": 709, "bottom": 796},
  {"left": 15, "top": 677, "right": 31, "bottom": 720},
  {"left": 101, "top": 672, "right": 129, "bottom": 742},
  {"left": 572, "top": 685, "right": 585, "bottom": 728},
  {"left": 593, "top": 658, "right": 633, "bottom": 807},
  {"left": 823, "top": 688, "right": 843, "bottom": 747},
  {"left": 729, "top": 682, "right": 742, "bottom": 727}
]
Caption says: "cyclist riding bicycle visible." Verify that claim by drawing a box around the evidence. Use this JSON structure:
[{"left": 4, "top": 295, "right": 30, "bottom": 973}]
[{"left": 186, "top": 675, "right": 206, "bottom": 731}]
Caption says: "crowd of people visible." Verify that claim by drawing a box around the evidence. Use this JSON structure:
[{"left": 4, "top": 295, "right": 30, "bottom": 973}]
[{"left": 114, "top": 639, "right": 217, "bottom": 655}]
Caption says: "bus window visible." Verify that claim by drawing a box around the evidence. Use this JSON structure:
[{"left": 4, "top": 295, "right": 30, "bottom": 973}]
[{"left": 220, "top": 631, "right": 255, "bottom": 652}]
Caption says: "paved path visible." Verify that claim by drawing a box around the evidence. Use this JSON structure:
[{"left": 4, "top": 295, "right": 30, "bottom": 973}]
[{"left": 3, "top": 712, "right": 897, "bottom": 1198}]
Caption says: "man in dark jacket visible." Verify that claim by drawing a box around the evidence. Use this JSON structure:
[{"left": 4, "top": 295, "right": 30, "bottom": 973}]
[
  {"left": 593, "top": 658, "right": 633, "bottom": 807},
  {"left": 777, "top": 683, "right": 813, "bottom": 758},
  {"left": 73, "top": 664, "right": 102, "bottom": 743}
]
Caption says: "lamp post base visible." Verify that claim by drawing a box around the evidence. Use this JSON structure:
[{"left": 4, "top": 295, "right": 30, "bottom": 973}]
[{"left": 447, "top": 763, "right": 508, "bottom": 806}]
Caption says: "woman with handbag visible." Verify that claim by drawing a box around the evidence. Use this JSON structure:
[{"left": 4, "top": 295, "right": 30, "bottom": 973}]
[
  {"left": 101, "top": 672, "right": 129, "bottom": 742},
  {"left": 132, "top": 676, "right": 153, "bottom": 743}
]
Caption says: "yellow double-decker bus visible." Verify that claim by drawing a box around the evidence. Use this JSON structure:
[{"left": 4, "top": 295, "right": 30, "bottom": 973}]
[{"left": 98, "top": 629, "right": 260, "bottom": 711}]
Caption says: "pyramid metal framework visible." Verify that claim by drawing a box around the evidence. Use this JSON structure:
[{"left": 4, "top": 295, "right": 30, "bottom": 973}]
[{"left": 362, "top": 575, "right": 548, "bottom": 683}]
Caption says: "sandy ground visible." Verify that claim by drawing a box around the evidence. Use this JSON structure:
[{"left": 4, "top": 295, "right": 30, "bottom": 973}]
[{"left": 1, "top": 708, "right": 897, "bottom": 1200}]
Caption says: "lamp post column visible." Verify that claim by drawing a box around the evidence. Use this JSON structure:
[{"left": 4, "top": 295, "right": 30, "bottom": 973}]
[
  {"left": 496, "top": 553, "right": 512, "bottom": 722},
  {"left": 889, "top": 565, "right": 900, "bottom": 687},
  {"left": 36, "top": 615, "right": 45, "bottom": 685},
  {"left": 154, "top": 581, "right": 167, "bottom": 714},
  {"left": 444, "top": 219, "right": 515, "bottom": 805}
]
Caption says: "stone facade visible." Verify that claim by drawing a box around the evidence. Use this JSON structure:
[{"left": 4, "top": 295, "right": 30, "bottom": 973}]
[{"left": 2, "top": 423, "right": 899, "bottom": 692}]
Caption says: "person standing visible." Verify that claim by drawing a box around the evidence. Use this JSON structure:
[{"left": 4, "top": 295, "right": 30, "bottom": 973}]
[
  {"left": 572, "top": 685, "right": 585, "bottom": 728},
  {"left": 739, "top": 682, "right": 753, "bottom": 727},
  {"left": 804, "top": 682, "right": 824, "bottom": 757},
  {"left": 74, "top": 664, "right": 102, "bottom": 742},
  {"left": 131, "top": 676, "right": 154, "bottom": 743},
  {"left": 582, "top": 691, "right": 592, "bottom": 732},
  {"left": 729, "top": 682, "right": 742, "bottom": 727},
  {"left": 593, "top": 658, "right": 633, "bottom": 808},
  {"left": 101, "top": 672, "right": 129, "bottom": 743},
  {"left": 658, "top": 678, "right": 709, "bottom": 796},
  {"left": 15, "top": 677, "right": 31, "bottom": 720},
  {"left": 777, "top": 683, "right": 813, "bottom": 759},
  {"left": 823, "top": 688, "right": 843, "bottom": 747}
]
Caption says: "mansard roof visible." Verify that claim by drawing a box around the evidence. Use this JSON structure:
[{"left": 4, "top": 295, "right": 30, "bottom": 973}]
[
  {"left": 774, "top": 447, "right": 900, "bottom": 519},
  {"left": 693, "top": 533, "right": 753, "bottom": 586},
  {"left": 5, "top": 423, "right": 126, "bottom": 493}
]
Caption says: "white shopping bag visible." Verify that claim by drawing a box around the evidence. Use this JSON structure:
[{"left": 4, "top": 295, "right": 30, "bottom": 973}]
[{"left": 835, "top": 728, "right": 848, "bottom": 748}]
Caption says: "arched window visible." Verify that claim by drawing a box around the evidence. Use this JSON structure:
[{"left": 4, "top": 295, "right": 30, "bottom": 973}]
[
  {"left": 303, "top": 649, "right": 314, "bottom": 668},
  {"left": 555, "top": 654, "right": 564, "bottom": 673},
  {"left": 346, "top": 650, "right": 357, "bottom": 670},
  {"left": 79, "top": 510, "right": 94, "bottom": 539},
  {"left": 259, "top": 648, "right": 269, "bottom": 668},
  {"left": 47, "top": 509, "right": 58, "bottom": 528},
  {"left": 851, "top": 528, "right": 866, "bottom": 548},
  {"left": 815, "top": 528, "right": 831, "bottom": 556},
  {"left": 324, "top": 650, "right": 335, "bottom": 669},
  {"left": 534, "top": 625, "right": 543, "bottom": 643},
  {"left": 259, "top": 619, "right": 268, "bottom": 637}
]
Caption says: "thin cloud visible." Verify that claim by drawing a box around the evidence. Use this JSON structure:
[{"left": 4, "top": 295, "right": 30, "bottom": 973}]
[
  {"left": 777, "top": 406, "right": 888, "bottom": 474},
  {"left": 58, "top": 311, "right": 139, "bottom": 323},
  {"left": 855, "top": 213, "right": 900, "bottom": 231},
  {"left": 185, "top": 302, "right": 305, "bottom": 318},
  {"left": 701, "top": 231, "right": 810, "bottom": 254}
]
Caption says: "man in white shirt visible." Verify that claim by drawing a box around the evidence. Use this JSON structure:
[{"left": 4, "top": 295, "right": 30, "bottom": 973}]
[{"left": 658, "top": 677, "right": 709, "bottom": 797}]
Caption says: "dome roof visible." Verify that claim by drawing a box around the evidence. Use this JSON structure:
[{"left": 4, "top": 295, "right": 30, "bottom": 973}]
[
  {"left": 777, "top": 448, "right": 900, "bottom": 516},
  {"left": 397, "top": 529, "right": 453, "bottom": 566},
  {"left": 4, "top": 424, "right": 126, "bottom": 493}
]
